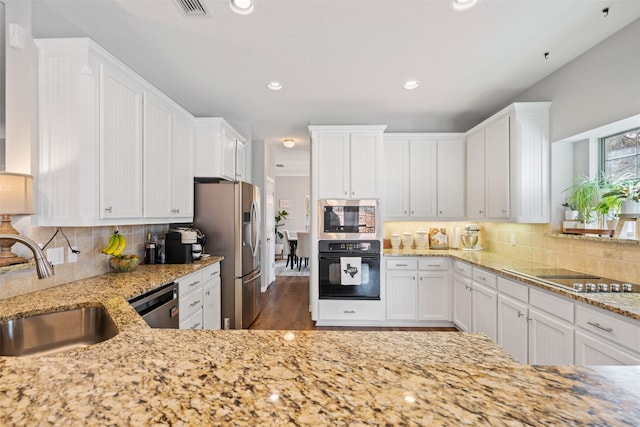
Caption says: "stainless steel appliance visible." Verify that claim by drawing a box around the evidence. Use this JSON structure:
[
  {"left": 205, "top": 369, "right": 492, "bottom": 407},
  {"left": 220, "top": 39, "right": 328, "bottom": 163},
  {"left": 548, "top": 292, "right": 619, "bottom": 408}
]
[
  {"left": 194, "top": 179, "right": 261, "bottom": 329},
  {"left": 129, "top": 282, "right": 180, "bottom": 328},
  {"left": 318, "top": 199, "right": 378, "bottom": 240},
  {"left": 503, "top": 267, "right": 640, "bottom": 293},
  {"left": 318, "top": 240, "right": 380, "bottom": 299}
]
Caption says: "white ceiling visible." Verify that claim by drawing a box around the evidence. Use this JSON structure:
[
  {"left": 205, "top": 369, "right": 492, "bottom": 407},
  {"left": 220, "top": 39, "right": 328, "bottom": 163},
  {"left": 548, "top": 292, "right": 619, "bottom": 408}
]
[{"left": 30, "top": 0, "right": 640, "bottom": 163}]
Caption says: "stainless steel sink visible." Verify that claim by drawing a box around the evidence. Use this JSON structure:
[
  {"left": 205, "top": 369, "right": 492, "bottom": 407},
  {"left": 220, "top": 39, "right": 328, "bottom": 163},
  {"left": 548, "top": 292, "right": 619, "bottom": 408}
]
[{"left": 0, "top": 306, "right": 118, "bottom": 357}]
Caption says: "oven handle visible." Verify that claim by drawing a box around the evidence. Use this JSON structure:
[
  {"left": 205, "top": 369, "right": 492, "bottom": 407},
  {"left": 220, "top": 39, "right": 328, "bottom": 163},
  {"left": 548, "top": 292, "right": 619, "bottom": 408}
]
[{"left": 319, "top": 254, "right": 380, "bottom": 261}]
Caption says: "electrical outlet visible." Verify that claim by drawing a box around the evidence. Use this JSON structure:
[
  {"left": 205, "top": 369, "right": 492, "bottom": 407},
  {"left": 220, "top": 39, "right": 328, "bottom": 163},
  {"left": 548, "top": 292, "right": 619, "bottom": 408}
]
[
  {"left": 47, "top": 247, "right": 64, "bottom": 265},
  {"left": 68, "top": 247, "right": 79, "bottom": 263},
  {"left": 510, "top": 234, "right": 516, "bottom": 246}
]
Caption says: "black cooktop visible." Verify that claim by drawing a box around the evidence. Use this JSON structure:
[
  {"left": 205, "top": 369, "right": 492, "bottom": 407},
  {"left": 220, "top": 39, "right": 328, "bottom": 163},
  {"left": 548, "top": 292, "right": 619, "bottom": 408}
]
[{"left": 502, "top": 268, "right": 640, "bottom": 293}]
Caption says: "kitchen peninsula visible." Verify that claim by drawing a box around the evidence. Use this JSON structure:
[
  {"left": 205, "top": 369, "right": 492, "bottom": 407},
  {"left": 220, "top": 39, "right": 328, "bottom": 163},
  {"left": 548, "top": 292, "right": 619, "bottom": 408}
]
[{"left": 0, "top": 259, "right": 639, "bottom": 425}]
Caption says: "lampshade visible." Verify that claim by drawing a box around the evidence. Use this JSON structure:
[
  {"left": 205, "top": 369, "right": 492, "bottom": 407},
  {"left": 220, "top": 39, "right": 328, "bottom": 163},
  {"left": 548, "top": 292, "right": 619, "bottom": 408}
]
[{"left": 0, "top": 172, "right": 34, "bottom": 215}]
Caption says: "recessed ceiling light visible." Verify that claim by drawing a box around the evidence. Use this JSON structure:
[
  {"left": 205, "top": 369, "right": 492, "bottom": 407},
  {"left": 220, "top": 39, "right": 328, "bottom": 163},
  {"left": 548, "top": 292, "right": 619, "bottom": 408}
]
[
  {"left": 283, "top": 139, "right": 295, "bottom": 148},
  {"left": 450, "top": 0, "right": 480, "bottom": 11},
  {"left": 403, "top": 80, "right": 421, "bottom": 90},
  {"left": 267, "top": 81, "right": 283, "bottom": 91},
  {"left": 230, "top": 0, "right": 254, "bottom": 15}
]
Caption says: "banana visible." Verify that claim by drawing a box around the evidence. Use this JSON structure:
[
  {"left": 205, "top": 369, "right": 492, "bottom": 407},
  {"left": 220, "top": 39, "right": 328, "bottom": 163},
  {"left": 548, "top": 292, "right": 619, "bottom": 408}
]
[
  {"left": 111, "top": 233, "right": 126, "bottom": 257},
  {"left": 101, "top": 232, "right": 120, "bottom": 255}
]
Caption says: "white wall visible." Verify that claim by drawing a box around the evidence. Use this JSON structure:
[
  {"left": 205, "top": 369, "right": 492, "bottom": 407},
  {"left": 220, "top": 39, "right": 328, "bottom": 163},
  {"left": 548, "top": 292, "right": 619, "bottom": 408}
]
[
  {"left": 274, "top": 176, "right": 310, "bottom": 242},
  {"left": 514, "top": 18, "right": 640, "bottom": 142}
]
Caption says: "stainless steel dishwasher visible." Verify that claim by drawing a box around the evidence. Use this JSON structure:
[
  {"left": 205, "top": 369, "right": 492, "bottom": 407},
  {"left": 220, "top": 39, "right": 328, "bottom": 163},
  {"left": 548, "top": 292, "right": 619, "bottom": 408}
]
[{"left": 129, "top": 282, "right": 180, "bottom": 328}]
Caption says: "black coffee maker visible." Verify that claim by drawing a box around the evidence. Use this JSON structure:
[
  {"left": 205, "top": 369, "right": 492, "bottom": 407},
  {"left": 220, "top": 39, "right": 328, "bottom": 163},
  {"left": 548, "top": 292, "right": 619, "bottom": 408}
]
[{"left": 165, "top": 230, "right": 194, "bottom": 264}]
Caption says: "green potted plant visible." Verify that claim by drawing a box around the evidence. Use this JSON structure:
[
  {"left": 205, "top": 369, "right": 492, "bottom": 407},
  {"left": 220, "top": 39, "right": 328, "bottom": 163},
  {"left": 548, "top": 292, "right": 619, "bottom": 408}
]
[
  {"left": 274, "top": 210, "right": 289, "bottom": 240},
  {"left": 563, "top": 175, "right": 602, "bottom": 227},
  {"left": 601, "top": 177, "right": 640, "bottom": 215}
]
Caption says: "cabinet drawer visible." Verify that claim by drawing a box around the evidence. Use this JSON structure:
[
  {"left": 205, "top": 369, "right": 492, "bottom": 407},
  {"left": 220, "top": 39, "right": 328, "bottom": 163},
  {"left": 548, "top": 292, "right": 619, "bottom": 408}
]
[
  {"left": 180, "top": 309, "right": 203, "bottom": 330},
  {"left": 498, "top": 277, "right": 529, "bottom": 302},
  {"left": 386, "top": 258, "right": 417, "bottom": 270},
  {"left": 453, "top": 261, "right": 472, "bottom": 278},
  {"left": 179, "top": 287, "right": 204, "bottom": 321},
  {"left": 418, "top": 257, "right": 449, "bottom": 271},
  {"left": 575, "top": 304, "right": 640, "bottom": 352},
  {"left": 201, "top": 262, "right": 221, "bottom": 281},
  {"left": 318, "top": 300, "right": 382, "bottom": 321},
  {"left": 472, "top": 268, "right": 497, "bottom": 289},
  {"left": 178, "top": 271, "right": 204, "bottom": 297},
  {"left": 529, "top": 288, "right": 574, "bottom": 323}
]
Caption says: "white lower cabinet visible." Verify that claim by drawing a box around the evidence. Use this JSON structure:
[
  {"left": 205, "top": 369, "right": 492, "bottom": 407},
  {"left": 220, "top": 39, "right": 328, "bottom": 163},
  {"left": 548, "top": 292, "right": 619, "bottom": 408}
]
[
  {"left": 528, "top": 307, "right": 574, "bottom": 365},
  {"left": 318, "top": 300, "right": 383, "bottom": 323},
  {"left": 497, "top": 294, "right": 528, "bottom": 363},
  {"left": 471, "top": 282, "right": 497, "bottom": 341},
  {"left": 178, "top": 263, "right": 221, "bottom": 330},
  {"left": 452, "top": 272, "right": 473, "bottom": 332},
  {"left": 385, "top": 257, "right": 451, "bottom": 325},
  {"left": 575, "top": 330, "right": 640, "bottom": 365}
]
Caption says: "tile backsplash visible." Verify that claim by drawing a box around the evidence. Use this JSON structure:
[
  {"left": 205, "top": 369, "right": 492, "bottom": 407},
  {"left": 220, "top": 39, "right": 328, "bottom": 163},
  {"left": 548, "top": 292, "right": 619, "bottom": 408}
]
[
  {"left": 0, "top": 218, "right": 169, "bottom": 300},
  {"left": 384, "top": 221, "right": 640, "bottom": 284}
]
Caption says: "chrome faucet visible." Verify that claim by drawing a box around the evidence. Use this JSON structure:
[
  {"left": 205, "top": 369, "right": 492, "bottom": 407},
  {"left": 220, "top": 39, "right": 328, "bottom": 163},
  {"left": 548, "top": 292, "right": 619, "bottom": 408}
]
[{"left": 0, "top": 234, "right": 54, "bottom": 279}]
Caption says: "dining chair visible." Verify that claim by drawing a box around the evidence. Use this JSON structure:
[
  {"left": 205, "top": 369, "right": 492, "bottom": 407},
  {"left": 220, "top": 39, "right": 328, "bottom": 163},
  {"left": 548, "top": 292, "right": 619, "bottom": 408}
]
[
  {"left": 283, "top": 230, "right": 297, "bottom": 269},
  {"left": 295, "top": 232, "right": 310, "bottom": 271}
]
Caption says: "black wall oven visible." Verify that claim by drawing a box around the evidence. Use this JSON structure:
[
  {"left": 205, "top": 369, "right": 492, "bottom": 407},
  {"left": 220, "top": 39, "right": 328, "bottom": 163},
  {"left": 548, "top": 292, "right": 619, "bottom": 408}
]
[{"left": 318, "top": 240, "right": 380, "bottom": 300}]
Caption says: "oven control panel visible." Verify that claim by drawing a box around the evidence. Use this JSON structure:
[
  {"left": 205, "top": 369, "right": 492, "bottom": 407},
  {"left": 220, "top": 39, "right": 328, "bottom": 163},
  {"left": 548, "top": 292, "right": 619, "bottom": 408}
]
[{"left": 318, "top": 240, "right": 380, "bottom": 253}]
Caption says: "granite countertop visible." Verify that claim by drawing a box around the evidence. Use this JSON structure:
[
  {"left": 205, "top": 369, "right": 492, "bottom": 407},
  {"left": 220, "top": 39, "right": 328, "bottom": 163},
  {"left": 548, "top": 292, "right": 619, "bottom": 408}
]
[
  {"left": 0, "top": 255, "right": 640, "bottom": 424},
  {"left": 384, "top": 248, "right": 640, "bottom": 321}
]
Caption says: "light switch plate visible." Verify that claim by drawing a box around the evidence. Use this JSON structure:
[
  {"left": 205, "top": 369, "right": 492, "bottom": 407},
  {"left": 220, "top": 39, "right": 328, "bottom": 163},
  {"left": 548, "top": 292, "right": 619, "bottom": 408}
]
[
  {"left": 68, "top": 247, "right": 78, "bottom": 264},
  {"left": 47, "top": 247, "right": 64, "bottom": 266}
]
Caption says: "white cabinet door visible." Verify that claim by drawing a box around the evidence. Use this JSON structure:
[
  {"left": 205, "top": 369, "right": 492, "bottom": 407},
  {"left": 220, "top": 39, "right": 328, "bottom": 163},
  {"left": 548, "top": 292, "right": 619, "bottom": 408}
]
[
  {"left": 317, "top": 132, "right": 349, "bottom": 198},
  {"left": 497, "top": 294, "right": 528, "bottom": 363},
  {"left": 99, "top": 61, "right": 144, "bottom": 219},
  {"left": 385, "top": 271, "right": 417, "bottom": 320},
  {"left": 575, "top": 330, "right": 640, "bottom": 366},
  {"left": 172, "top": 111, "right": 194, "bottom": 218},
  {"left": 382, "top": 139, "right": 410, "bottom": 218},
  {"left": 350, "top": 132, "right": 381, "bottom": 199},
  {"left": 466, "top": 129, "right": 485, "bottom": 219},
  {"left": 235, "top": 138, "right": 246, "bottom": 181},
  {"left": 528, "top": 307, "right": 574, "bottom": 365},
  {"left": 222, "top": 129, "right": 237, "bottom": 181},
  {"left": 484, "top": 114, "right": 510, "bottom": 219},
  {"left": 143, "top": 92, "right": 173, "bottom": 218},
  {"left": 417, "top": 271, "right": 450, "bottom": 321},
  {"left": 472, "top": 282, "right": 497, "bottom": 341},
  {"left": 203, "top": 276, "right": 221, "bottom": 330},
  {"left": 410, "top": 139, "right": 438, "bottom": 218},
  {"left": 437, "top": 137, "right": 466, "bottom": 218},
  {"left": 453, "top": 274, "right": 472, "bottom": 332}
]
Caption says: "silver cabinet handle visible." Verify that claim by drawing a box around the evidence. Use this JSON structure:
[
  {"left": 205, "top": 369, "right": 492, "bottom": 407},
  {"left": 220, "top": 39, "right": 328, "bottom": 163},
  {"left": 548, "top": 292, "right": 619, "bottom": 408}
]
[
  {"left": 190, "top": 322, "right": 201, "bottom": 330},
  {"left": 105, "top": 206, "right": 112, "bottom": 213},
  {"left": 439, "top": 210, "right": 443, "bottom": 214},
  {"left": 396, "top": 264, "right": 409, "bottom": 267},
  {"left": 517, "top": 311, "right": 524, "bottom": 318},
  {"left": 411, "top": 210, "right": 414, "bottom": 214},
  {"left": 502, "top": 209, "right": 508, "bottom": 214},
  {"left": 190, "top": 300, "right": 201, "bottom": 308},
  {"left": 188, "top": 280, "right": 200, "bottom": 287},
  {"left": 343, "top": 310, "right": 356, "bottom": 314},
  {"left": 344, "top": 191, "right": 348, "bottom": 196},
  {"left": 478, "top": 275, "right": 486, "bottom": 280},
  {"left": 206, "top": 291, "right": 210, "bottom": 296},
  {"left": 587, "top": 321, "right": 613, "bottom": 333},
  {"left": 479, "top": 210, "right": 484, "bottom": 214},
  {"left": 428, "top": 264, "right": 440, "bottom": 267},
  {"left": 171, "top": 208, "right": 180, "bottom": 214}
]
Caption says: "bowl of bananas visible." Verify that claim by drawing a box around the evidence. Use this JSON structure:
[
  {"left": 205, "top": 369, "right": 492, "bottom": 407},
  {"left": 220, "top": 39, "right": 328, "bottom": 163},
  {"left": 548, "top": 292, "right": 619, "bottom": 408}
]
[{"left": 109, "top": 254, "right": 140, "bottom": 273}]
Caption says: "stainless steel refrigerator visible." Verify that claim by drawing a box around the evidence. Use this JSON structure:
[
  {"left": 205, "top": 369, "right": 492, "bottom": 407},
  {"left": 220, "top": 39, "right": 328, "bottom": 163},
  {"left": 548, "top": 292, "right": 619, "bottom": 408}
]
[{"left": 194, "top": 179, "right": 261, "bottom": 329}]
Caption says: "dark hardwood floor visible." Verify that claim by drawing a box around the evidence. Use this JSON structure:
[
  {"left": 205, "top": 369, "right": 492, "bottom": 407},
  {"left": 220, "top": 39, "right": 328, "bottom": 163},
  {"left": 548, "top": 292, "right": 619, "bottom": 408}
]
[{"left": 249, "top": 275, "right": 458, "bottom": 332}]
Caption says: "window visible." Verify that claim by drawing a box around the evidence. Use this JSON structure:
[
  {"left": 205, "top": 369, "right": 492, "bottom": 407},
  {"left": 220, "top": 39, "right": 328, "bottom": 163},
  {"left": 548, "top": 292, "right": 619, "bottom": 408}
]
[{"left": 602, "top": 127, "right": 640, "bottom": 179}]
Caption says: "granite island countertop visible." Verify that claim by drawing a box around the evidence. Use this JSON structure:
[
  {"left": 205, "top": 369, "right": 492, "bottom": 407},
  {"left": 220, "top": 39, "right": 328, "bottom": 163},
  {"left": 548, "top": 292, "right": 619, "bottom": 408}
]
[
  {"left": 384, "top": 248, "right": 640, "bottom": 321},
  {"left": 1, "top": 255, "right": 640, "bottom": 425}
]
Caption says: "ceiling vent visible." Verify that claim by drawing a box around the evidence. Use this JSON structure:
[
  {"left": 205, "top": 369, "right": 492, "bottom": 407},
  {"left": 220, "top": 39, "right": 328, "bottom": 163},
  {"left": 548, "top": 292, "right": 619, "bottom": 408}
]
[{"left": 173, "top": 0, "right": 209, "bottom": 17}]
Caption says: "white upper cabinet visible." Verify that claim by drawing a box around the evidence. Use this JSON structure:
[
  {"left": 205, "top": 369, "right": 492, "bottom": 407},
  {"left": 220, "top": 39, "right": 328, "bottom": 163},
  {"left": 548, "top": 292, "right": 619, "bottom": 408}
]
[
  {"left": 143, "top": 91, "right": 194, "bottom": 220},
  {"left": 465, "top": 102, "right": 551, "bottom": 223},
  {"left": 36, "top": 38, "right": 196, "bottom": 226},
  {"left": 383, "top": 134, "right": 464, "bottom": 219},
  {"left": 194, "top": 118, "right": 248, "bottom": 181},
  {"left": 310, "top": 126, "right": 386, "bottom": 199},
  {"left": 437, "top": 137, "right": 466, "bottom": 219}
]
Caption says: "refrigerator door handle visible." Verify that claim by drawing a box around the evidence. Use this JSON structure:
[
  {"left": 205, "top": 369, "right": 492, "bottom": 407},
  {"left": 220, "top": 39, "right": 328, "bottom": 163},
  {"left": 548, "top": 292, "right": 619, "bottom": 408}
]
[{"left": 250, "top": 199, "right": 260, "bottom": 258}]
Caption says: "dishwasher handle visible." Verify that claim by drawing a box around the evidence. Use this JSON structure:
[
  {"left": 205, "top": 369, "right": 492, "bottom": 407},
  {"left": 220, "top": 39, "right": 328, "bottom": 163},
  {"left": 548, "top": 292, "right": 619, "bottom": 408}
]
[{"left": 129, "top": 282, "right": 178, "bottom": 317}]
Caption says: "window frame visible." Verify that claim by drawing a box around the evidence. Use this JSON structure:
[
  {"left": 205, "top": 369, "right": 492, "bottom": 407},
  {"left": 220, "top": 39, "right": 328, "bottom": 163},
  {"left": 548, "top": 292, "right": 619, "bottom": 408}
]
[{"left": 600, "top": 126, "right": 640, "bottom": 179}]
